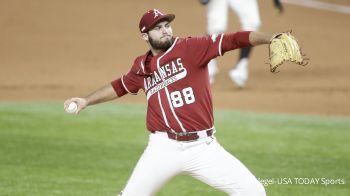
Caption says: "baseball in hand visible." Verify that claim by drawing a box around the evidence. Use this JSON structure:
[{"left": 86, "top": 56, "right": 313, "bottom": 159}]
[{"left": 66, "top": 102, "right": 78, "bottom": 113}]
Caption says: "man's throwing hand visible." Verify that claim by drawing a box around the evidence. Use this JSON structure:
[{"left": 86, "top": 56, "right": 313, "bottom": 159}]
[{"left": 64, "top": 97, "right": 88, "bottom": 114}]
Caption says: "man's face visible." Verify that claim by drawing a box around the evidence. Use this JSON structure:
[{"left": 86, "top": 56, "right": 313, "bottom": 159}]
[{"left": 147, "top": 21, "right": 174, "bottom": 51}]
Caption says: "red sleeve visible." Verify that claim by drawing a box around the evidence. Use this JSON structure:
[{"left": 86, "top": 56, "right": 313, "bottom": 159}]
[
  {"left": 110, "top": 67, "right": 143, "bottom": 97},
  {"left": 184, "top": 34, "right": 224, "bottom": 67},
  {"left": 184, "top": 32, "right": 251, "bottom": 68},
  {"left": 110, "top": 78, "right": 127, "bottom": 97},
  {"left": 221, "top": 31, "right": 252, "bottom": 54}
]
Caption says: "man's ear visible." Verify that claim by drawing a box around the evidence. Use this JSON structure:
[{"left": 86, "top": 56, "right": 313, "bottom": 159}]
[{"left": 141, "top": 33, "right": 149, "bottom": 41}]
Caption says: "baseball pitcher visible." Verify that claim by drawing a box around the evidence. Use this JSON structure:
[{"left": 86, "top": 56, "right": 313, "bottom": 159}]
[{"left": 64, "top": 9, "right": 306, "bottom": 196}]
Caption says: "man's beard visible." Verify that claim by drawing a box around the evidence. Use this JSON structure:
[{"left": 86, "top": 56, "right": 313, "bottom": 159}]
[{"left": 149, "top": 35, "right": 174, "bottom": 51}]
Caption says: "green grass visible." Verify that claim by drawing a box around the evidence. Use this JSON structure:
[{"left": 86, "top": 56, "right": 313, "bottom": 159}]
[{"left": 0, "top": 102, "right": 349, "bottom": 196}]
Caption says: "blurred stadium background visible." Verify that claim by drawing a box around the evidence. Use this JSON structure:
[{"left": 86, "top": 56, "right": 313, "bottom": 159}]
[{"left": 0, "top": 0, "right": 349, "bottom": 195}]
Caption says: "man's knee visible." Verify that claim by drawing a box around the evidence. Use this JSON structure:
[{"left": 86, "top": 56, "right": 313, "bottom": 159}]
[
  {"left": 241, "top": 19, "right": 261, "bottom": 31},
  {"left": 208, "top": 20, "right": 227, "bottom": 34}
]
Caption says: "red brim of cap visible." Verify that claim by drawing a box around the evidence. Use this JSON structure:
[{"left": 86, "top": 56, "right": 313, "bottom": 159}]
[{"left": 145, "top": 14, "right": 175, "bottom": 32}]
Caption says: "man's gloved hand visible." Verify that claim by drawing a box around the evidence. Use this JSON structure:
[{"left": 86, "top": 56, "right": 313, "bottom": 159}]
[{"left": 269, "top": 32, "right": 308, "bottom": 73}]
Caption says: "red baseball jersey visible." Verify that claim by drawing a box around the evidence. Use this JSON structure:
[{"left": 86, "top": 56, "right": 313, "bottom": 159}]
[{"left": 111, "top": 32, "right": 251, "bottom": 133}]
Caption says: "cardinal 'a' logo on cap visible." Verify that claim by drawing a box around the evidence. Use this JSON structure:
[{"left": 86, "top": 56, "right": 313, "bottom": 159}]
[{"left": 153, "top": 9, "right": 164, "bottom": 18}]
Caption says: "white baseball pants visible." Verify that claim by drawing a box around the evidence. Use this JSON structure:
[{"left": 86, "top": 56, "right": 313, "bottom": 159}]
[
  {"left": 119, "top": 132, "right": 265, "bottom": 196},
  {"left": 207, "top": 0, "right": 261, "bottom": 34},
  {"left": 206, "top": 0, "right": 261, "bottom": 80}
]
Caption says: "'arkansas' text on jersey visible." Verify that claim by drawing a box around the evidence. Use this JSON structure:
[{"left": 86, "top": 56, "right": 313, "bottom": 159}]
[{"left": 145, "top": 57, "right": 187, "bottom": 99}]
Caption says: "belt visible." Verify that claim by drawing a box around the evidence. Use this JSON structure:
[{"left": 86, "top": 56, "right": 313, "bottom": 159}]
[{"left": 165, "top": 129, "right": 214, "bottom": 142}]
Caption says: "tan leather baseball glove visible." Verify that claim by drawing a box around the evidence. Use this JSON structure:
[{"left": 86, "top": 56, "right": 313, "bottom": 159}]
[{"left": 269, "top": 32, "right": 308, "bottom": 73}]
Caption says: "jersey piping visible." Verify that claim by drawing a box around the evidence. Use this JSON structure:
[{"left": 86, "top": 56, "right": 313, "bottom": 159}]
[
  {"left": 121, "top": 75, "right": 137, "bottom": 95},
  {"left": 155, "top": 37, "right": 187, "bottom": 132},
  {"left": 157, "top": 91, "right": 170, "bottom": 128},
  {"left": 218, "top": 34, "right": 224, "bottom": 56}
]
